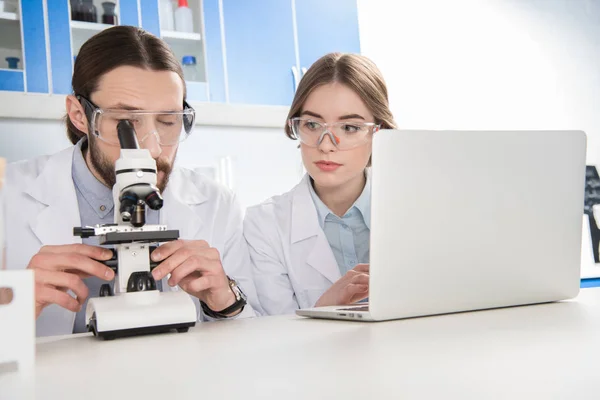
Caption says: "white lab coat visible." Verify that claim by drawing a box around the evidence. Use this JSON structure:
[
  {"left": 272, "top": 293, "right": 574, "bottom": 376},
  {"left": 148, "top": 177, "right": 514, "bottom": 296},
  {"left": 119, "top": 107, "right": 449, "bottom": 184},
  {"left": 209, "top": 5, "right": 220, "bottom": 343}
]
[
  {"left": 243, "top": 174, "right": 342, "bottom": 315},
  {"left": 3, "top": 145, "right": 264, "bottom": 336}
]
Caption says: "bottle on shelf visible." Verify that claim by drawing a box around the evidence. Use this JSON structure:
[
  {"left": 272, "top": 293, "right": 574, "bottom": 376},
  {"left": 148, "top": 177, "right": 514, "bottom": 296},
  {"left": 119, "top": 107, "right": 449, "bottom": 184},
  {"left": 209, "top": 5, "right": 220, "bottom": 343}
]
[
  {"left": 70, "top": 0, "right": 84, "bottom": 21},
  {"left": 160, "top": 0, "right": 174, "bottom": 31},
  {"left": 182, "top": 56, "right": 198, "bottom": 82},
  {"left": 82, "top": 0, "right": 97, "bottom": 22},
  {"left": 5, "top": 57, "right": 19, "bottom": 70},
  {"left": 175, "top": 0, "right": 194, "bottom": 33},
  {"left": 72, "top": 0, "right": 97, "bottom": 22},
  {"left": 102, "top": 2, "right": 118, "bottom": 25}
]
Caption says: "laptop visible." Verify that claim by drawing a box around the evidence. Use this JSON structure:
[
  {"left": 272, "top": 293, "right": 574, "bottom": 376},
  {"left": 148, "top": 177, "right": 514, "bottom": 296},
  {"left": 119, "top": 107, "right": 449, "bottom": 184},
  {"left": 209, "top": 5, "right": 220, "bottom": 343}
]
[{"left": 296, "top": 129, "right": 586, "bottom": 321}]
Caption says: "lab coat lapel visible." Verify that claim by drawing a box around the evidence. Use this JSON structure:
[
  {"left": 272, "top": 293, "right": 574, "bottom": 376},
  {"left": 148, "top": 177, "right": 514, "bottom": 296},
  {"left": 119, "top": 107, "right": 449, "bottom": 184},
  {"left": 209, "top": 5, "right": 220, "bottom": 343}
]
[
  {"left": 291, "top": 175, "right": 341, "bottom": 284},
  {"left": 24, "top": 146, "right": 82, "bottom": 247},
  {"left": 160, "top": 168, "right": 207, "bottom": 242}
]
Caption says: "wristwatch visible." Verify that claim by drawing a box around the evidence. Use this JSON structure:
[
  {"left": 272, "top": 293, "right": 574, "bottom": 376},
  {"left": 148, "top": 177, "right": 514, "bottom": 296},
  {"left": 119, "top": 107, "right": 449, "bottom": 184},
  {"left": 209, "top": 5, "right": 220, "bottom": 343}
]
[{"left": 200, "top": 276, "right": 247, "bottom": 319}]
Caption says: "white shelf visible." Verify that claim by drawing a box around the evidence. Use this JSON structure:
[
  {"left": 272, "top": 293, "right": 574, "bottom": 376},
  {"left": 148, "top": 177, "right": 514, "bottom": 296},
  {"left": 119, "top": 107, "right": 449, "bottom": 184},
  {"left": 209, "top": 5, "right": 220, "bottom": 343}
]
[
  {"left": 0, "top": 68, "right": 22, "bottom": 72},
  {"left": 70, "top": 20, "right": 114, "bottom": 32},
  {"left": 162, "top": 30, "right": 202, "bottom": 42},
  {"left": 0, "top": 12, "right": 18, "bottom": 21}
]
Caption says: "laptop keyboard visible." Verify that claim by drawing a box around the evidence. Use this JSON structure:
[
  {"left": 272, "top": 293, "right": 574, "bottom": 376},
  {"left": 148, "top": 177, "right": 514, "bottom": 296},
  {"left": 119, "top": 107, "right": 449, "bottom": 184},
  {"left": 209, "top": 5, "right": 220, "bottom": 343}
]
[{"left": 337, "top": 306, "right": 369, "bottom": 312}]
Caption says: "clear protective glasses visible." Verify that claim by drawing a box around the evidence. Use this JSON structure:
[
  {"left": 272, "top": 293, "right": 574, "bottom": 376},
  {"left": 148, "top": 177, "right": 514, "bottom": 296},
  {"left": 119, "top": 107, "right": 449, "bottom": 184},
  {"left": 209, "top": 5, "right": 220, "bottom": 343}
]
[
  {"left": 77, "top": 95, "right": 196, "bottom": 147},
  {"left": 288, "top": 117, "right": 381, "bottom": 150}
]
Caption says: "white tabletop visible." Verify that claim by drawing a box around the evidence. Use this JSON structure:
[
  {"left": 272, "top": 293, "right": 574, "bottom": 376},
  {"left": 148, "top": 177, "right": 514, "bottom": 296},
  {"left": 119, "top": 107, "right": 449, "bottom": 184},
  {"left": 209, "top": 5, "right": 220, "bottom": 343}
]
[{"left": 19, "top": 289, "right": 600, "bottom": 399}]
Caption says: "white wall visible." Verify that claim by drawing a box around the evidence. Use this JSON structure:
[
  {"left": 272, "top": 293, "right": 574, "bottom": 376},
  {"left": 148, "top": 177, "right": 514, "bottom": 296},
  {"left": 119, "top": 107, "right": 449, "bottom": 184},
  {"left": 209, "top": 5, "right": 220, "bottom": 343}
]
[
  {"left": 0, "top": 119, "right": 303, "bottom": 209},
  {"left": 357, "top": 0, "right": 600, "bottom": 162}
]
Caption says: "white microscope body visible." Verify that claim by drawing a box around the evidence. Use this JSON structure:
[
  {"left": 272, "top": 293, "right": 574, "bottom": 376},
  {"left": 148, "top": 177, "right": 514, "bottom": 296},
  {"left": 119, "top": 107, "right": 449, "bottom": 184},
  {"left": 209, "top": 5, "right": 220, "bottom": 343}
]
[{"left": 74, "top": 120, "right": 197, "bottom": 340}]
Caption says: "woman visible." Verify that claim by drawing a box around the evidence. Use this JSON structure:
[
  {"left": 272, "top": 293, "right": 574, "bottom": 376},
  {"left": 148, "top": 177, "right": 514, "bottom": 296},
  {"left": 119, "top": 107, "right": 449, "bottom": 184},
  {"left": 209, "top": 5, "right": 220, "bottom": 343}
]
[{"left": 244, "top": 53, "right": 397, "bottom": 315}]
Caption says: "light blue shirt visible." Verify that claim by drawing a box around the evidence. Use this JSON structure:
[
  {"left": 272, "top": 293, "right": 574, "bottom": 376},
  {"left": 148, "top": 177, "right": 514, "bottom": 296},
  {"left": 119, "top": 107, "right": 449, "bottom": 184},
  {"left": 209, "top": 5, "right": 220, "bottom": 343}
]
[
  {"left": 71, "top": 138, "right": 160, "bottom": 333},
  {"left": 308, "top": 173, "right": 371, "bottom": 277}
]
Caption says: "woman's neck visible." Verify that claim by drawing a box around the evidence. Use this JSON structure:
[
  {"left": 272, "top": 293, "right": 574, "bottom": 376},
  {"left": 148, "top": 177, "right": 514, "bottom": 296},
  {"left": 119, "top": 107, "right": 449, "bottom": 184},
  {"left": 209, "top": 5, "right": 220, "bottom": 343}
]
[{"left": 313, "top": 172, "right": 366, "bottom": 217}]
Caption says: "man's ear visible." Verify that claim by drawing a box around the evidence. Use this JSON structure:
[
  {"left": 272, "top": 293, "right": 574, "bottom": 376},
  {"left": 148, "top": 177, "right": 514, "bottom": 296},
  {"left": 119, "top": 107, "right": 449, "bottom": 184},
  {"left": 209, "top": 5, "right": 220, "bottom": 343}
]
[{"left": 66, "top": 95, "right": 89, "bottom": 134}]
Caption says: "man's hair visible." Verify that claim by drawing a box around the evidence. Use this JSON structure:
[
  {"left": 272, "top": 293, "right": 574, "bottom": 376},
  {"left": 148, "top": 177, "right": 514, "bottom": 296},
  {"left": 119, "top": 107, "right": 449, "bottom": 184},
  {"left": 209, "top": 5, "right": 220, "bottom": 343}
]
[{"left": 66, "top": 26, "right": 185, "bottom": 145}]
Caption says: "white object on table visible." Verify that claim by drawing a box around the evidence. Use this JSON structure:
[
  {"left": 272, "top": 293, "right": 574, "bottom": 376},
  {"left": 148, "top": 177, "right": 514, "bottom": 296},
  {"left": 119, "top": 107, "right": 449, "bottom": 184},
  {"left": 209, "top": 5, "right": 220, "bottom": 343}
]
[
  {"left": 20, "top": 288, "right": 600, "bottom": 400},
  {"left": 0, "top": 270, "right": 35, "bottom": 400}
]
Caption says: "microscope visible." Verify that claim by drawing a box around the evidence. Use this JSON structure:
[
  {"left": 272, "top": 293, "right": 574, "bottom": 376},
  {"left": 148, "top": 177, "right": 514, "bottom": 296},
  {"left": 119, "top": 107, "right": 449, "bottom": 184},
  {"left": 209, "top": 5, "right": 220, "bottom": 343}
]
[{"left": 74, "top": 120, "right": 197, "bottom": 340}]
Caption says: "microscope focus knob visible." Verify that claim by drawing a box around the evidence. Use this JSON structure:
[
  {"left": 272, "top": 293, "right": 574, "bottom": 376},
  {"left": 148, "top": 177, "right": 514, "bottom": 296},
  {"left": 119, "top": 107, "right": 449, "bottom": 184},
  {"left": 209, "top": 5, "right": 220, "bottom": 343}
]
[
  {"left": 127, "top": 272, "right": 157, "bottom": 292},
  {"left": 99, "top": 284, "right": 113, "bottom": 297}
]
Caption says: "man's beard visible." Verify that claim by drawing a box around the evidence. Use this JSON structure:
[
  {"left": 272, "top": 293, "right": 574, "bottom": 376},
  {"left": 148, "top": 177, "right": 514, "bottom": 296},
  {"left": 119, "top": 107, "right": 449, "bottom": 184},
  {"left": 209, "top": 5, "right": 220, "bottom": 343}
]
[{"left": 87, "top": 135, "right": 174, "bottom": 193}]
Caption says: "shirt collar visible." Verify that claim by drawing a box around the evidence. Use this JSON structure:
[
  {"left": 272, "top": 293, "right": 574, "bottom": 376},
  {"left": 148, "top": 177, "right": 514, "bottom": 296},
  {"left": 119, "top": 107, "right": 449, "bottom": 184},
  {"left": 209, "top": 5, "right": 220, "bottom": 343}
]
[
  {"left": 71, "top": 138, "right": 114, "bottom": 219},
  {"left": 307, "top": 170, "right": 371, "bottom": 230}
]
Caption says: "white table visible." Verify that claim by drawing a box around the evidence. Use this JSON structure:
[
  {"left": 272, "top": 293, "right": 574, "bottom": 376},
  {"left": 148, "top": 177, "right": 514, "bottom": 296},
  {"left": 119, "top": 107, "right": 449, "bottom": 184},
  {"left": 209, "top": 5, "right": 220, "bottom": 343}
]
[{"left": 14, "top": 289, "right": 600, "bottom": 399}]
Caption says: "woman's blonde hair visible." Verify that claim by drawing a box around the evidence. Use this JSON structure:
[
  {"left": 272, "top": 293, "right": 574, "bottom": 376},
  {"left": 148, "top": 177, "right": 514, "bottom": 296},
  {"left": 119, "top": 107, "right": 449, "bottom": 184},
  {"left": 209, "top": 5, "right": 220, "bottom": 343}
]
[{"left": 285, "top": 52, "right": 397, "bottom": 139}]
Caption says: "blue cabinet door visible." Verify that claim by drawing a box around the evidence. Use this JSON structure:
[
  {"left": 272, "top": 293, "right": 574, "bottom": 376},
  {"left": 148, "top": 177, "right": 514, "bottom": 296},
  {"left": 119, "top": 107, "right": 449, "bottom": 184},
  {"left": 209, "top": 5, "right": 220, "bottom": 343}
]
[
  {"left": 21, "top": 0, "right": 49, "bottom": 93},
  {"left": 203, "top": 0, "right": 226, "bottom": 103},
  {"left": 140, "top": 0, "right": 160, "bottom": 37},
  {"left": 0, "top": 0, "right": 49, "bottom": 93},
  {"left": 119, "top": 0, "right": 141, "bottom": 26},
  {"left": 295, "top": 0, "right": 360, "bottom": 71},
  {"left": 221, "top": 0, "right": 297, "bottom": 106},
  {"left": 47, "top": 0, "right": 73, "bottom": 95}
]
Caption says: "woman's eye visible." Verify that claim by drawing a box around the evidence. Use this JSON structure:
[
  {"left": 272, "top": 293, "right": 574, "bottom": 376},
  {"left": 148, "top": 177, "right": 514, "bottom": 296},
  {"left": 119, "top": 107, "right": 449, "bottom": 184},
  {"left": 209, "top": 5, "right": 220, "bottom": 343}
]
[
  {"left": 342, "top": 124, "right": 361, "bottom": 133},
  {"left": 304, "top": 121, "right": 321, "bottom": 130}
]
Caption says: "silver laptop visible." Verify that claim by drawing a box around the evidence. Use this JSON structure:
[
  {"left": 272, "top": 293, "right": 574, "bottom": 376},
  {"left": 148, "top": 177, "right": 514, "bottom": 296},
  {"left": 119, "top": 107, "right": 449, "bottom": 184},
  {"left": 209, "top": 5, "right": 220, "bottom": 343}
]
[{"left": 297, "top": 129, "right": 586, "bottom": 321}]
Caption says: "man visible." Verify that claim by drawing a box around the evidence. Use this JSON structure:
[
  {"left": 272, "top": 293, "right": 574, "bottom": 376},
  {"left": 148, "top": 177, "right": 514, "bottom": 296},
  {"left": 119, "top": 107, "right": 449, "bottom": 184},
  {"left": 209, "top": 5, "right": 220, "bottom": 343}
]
[{"left": 3, "top": 26, "right": 264, "bottom": 336}]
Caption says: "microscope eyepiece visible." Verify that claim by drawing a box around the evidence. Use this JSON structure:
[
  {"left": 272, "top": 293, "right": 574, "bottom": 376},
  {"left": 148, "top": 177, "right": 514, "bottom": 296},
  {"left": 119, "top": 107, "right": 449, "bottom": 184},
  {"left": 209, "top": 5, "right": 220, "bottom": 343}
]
[{"left": 117, "top": 120, "right": 140, "bottom": 149}]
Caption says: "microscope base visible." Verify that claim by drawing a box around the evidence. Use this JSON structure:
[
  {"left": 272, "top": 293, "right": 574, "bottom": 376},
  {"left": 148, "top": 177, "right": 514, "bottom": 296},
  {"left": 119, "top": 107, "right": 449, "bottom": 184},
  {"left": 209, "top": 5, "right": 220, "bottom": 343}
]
[{"left": 85, "top": 290, "right": 197, "bottom": 340}]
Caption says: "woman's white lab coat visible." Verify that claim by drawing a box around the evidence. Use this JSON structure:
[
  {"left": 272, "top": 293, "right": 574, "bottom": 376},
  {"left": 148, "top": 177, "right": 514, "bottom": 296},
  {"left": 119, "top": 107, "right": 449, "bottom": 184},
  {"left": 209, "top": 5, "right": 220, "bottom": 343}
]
[
  {"left": 3, "top": 145, "right": 263, "bottom": 336},
  {"left": 244, "top": 174, "right": 342, "bottom": 315}
]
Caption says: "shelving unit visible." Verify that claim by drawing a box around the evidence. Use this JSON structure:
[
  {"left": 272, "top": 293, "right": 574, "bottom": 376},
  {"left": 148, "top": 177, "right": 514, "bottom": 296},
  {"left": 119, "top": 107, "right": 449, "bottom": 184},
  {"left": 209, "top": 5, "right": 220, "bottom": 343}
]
[
  {"left": 159, "top": 0, "right": 207, "bottom": 100},
  {"left": 70, "top": 20, "right": 114, "bottom": 32},
  {"left": 162, "top": 30, "right": 202, "bottom": 42},
  {"left": 0, "top": 11, "right": 18, "bottom": 21},
  {"left": 0, "top": 8, "right": 22, "bottom": 72},
  {"left": 70, "top": 0, "right": 119, "bottom": 60}
]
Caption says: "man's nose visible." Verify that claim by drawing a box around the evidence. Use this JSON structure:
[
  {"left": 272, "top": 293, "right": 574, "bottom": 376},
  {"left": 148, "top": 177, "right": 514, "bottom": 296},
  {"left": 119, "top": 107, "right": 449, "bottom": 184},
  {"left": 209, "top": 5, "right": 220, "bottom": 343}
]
[{"left": 140, "top": 131, "right": 163, "bottom": 159}]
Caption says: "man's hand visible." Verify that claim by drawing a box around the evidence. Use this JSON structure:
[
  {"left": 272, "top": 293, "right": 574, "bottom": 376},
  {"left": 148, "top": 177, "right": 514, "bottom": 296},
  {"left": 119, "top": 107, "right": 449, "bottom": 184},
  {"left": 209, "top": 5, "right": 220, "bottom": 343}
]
[
  {"left": 27, "top": 244, "right": 115, "bottom": 318},
  {"left": 315, "top": 263, "right": 369, "bottom": 307},
  {"left": 151, "top": 240, "right": 239, "bottom": 315}
]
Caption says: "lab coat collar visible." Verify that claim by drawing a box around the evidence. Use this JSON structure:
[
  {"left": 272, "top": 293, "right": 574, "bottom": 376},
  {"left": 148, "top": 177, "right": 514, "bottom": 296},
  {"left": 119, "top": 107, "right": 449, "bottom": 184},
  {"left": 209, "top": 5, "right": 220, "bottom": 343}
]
[
  {"left": 291, "top": 174, "right": 341, "bottom": 284},
  {"left": 291, "top": 174, "right": 322, "bottom": 244}
]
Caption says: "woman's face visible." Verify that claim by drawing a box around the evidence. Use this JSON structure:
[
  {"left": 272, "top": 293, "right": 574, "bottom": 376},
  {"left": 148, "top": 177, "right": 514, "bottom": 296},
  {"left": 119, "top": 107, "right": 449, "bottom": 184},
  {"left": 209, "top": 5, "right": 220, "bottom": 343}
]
[{"left": 298, "top": 82, "right": 375, "bottom": 190}]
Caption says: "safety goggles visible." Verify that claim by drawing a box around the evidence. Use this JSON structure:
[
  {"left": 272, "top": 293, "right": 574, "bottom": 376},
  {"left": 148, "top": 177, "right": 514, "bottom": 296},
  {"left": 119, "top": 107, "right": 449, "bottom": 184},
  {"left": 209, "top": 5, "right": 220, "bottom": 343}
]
[
  {"left": 77, "top": 95, "right": 196, "bottom": 147},
  {"left": 288, "top": 117, "right": 381, "bottom": 150}
]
